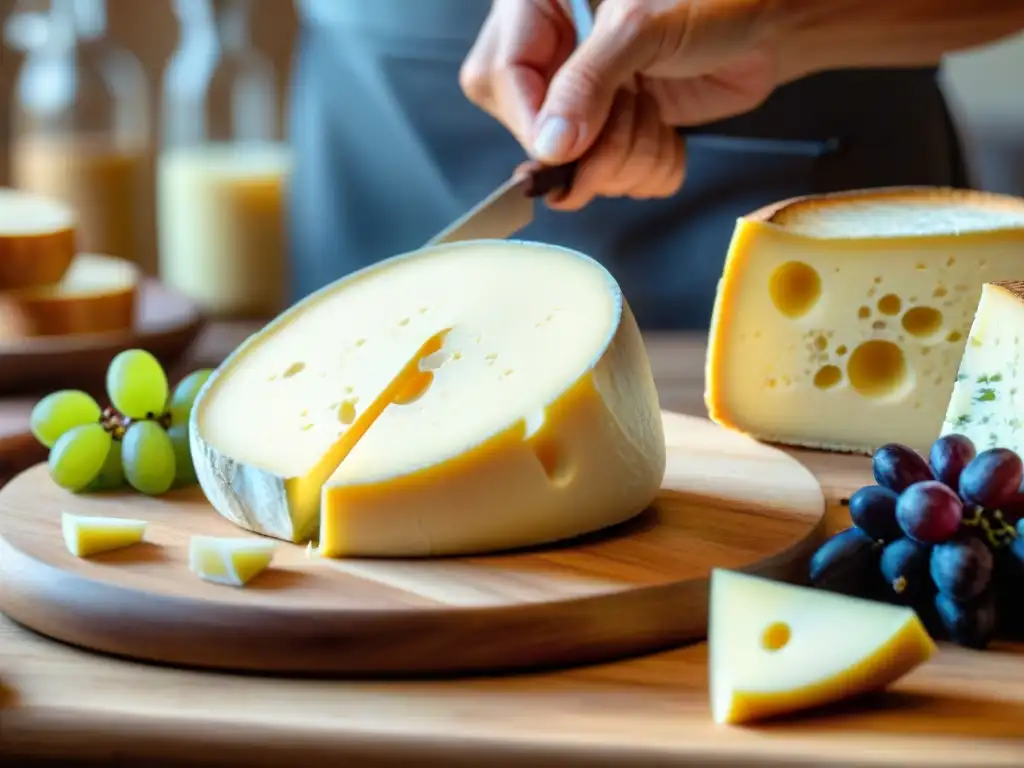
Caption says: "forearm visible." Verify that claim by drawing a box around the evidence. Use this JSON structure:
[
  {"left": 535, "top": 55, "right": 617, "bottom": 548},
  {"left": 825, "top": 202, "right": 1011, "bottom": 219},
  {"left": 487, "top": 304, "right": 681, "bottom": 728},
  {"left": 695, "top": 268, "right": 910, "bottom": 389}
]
[{"left": 771, "top": 0, "right": 1024, "bottom": 79}]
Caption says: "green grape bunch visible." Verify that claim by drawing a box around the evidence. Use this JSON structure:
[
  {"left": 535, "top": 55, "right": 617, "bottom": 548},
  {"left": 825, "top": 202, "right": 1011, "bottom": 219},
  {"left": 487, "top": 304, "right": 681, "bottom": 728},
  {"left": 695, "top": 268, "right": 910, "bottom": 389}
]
[{"left": 29, "top": 347, "right": 214, "bottom": 497}]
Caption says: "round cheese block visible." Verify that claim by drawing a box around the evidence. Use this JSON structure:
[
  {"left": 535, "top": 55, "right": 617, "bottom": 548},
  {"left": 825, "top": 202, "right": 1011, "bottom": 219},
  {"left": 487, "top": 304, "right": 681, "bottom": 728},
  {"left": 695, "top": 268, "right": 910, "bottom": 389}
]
[
  {"left": 191, "top": 239, "right": 667, "bottom": 557},
  {"left": 0, "top": 187, "right": 77, "bottom": 290},
  {"left": 0, "top": 253, "right": 138, "bottom": 342}
]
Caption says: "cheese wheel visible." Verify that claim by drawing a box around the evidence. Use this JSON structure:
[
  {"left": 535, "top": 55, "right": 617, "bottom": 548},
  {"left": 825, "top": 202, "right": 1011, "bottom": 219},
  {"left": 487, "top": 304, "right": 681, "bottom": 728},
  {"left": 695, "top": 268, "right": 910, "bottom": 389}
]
[
  {"left": 0, "top": 187, "right": 76, "bottom": 290},
  {"left": 0, "top": 253, "right": 138, "bottom": 341},
  {"left": 706, "top": 187, "right": 1024, "bottom": 454},
  {"left": 191, "top": 240, "right": 666, "bottom": 557}
]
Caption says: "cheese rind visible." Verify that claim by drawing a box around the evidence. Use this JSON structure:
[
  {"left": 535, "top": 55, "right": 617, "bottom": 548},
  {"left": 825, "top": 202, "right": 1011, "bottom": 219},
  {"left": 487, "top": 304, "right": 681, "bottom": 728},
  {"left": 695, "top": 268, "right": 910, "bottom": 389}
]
[
  {"left": 706, "top": 187, "right": 1024, "bottom": 454},
  {"left": 0, "top": 253, "right": 138, "bottom": 341},
  {"left": 941, "top": 281, "right": 1024, "bottom": 452},
  {"left": 61, "top": 512, "right": 147, "bottom": 557},
  {"left": 708, "top": 569, "right": 937, "bottom": 725},
  {"left": 0, "top": 187, "right": 77, "bottom": 290},
  {"left": 188, "top": 535, "right": 276, "bottom": 587},
  {"left": 191, "top": 239, "right": 665, "bottom": 557}
]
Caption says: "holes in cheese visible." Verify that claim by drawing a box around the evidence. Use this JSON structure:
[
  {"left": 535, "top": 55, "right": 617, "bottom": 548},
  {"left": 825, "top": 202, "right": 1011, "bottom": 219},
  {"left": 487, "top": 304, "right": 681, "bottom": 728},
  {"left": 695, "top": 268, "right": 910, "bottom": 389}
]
[
  {"left": 706, "top": 187, "right": 1024, "bottom": 454},
  {"left": 0, "top": 187, "right": 77, "bottom": 290},
  {"left": 192, "top": 240, "right": 665, "bottom": 557},
  {"left": 62, "top": 512, "right": 148, "bottom": 558},
  {"left": 708, "top": 570, "right": 937, "bottom": 725},
  {"left": 0, "top": 254, "right": 138, "bottom": 341}
]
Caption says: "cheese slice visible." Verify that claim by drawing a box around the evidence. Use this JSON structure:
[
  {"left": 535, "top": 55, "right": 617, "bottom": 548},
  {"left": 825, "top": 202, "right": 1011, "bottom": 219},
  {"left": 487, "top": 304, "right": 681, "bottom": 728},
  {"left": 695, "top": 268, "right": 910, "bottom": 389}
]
[
  {"left": 188, "top": 535, "right": 277, "bottom": 587},
  {"left": 0, "top": 187, "right": 77, "bottom": 290},
  {"left": 708, "top": 569, "right": 937, "bottom": 725},
  {"left": 62, "top": 512, "right": 147, "bottom": 557},
  {"left": 706, "top": 187, "right": 1024, "bottom": 454},
  {"left": 191, "top": 239, "right": 665, "bottom": 557},
  {"left": 0, "top": 253, "right": 138, "bottom": 341},
  {"left": 941, "top": 281, "right": 1024, "bottom": 451}
]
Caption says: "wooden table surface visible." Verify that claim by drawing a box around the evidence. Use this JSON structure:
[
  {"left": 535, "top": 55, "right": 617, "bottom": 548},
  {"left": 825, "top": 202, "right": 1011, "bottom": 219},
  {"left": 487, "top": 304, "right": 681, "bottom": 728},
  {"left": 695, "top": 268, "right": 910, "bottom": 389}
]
[{"left": 2, "top": 328, "right": 1022, "bottom": 767}]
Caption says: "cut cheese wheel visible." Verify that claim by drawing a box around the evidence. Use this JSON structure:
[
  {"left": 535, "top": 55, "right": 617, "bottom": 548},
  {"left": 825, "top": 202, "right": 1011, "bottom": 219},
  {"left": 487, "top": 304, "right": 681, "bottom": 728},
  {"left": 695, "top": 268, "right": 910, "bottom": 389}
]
[
  {"left": 706, "top": 187, "right": 1024, "bottom": 454},
  {"left": 708, "top": 569, "right": 937, "bottom": 725},
  {"left": 191, "top": 240, "right": 665, "bottom": 557},
  {"left": 0, "top": 187, "right": 77, "bottom": 290},
  {"left": 61, "top": 512, "right": 148, "bottom": 558},
  {"left": 941, "top": 280, "right": 1024, "bottom": 452},
  {"left": 0, "top": 253, "right": 138, "bottom": 341}
]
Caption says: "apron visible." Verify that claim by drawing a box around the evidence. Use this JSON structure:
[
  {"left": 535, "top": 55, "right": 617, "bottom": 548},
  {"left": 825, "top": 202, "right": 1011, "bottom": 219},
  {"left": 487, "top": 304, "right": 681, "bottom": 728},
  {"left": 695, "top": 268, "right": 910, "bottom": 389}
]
[{"left": 290, "top": 0, "right": 970, "bottom": 330}]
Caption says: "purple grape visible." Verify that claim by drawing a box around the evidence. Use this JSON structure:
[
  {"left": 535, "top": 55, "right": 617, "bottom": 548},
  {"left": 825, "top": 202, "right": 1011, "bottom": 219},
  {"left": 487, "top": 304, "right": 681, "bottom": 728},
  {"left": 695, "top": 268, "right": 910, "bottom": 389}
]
[
  {"left": 935, "top": 590, "right": 998, "bottom": 650},
  {"left": 880, "top": 537, "right": 932, "bottom": 602},
  {"left": 809, "top": 527, "right": 881, "bottom": 596},
  {"left": 896, "top": 480, "right": 963, "bottom": 544},
  {"left": 959, "top": 448, "right": 1024, "bottom": 509},
  {"left": 848, "top": 485, "right": 902, "bottom": 542},
  {"left": 930, "top": 536, "right": 994, "bottom": 602},
  {"left": 929, "top": 434, "right": 976, "bottom": 490},
  {"left": 873, "top": 443, "right": 933, "bottom": 493}
]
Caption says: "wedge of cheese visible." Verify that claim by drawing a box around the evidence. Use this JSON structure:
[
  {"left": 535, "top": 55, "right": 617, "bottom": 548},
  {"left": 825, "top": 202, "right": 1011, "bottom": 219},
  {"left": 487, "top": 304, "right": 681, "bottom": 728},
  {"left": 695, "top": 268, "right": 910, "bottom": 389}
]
[
  {"left": 190, "top": 239, "right": 665, "bottom": 557},
  {"left": 188, "top": 535, "right": 277, "bottom": 587},
  {"left": 709, "top": 570, "right": 937, "bottom": 725},
  {"left": 706, "top": 187, "right": 1024, "bottom": 454},
  {"left": 941, "top": 281, "right": 1024, "bottom": 452},
  {"left": 0, "top": 253, "right": 138, "bottom": 341},
  {"left": 0, "top": 187, "right": 77, "bottom": 290},
  {"left": 62, "top": 512, "right": 147, "bottom": 557}
]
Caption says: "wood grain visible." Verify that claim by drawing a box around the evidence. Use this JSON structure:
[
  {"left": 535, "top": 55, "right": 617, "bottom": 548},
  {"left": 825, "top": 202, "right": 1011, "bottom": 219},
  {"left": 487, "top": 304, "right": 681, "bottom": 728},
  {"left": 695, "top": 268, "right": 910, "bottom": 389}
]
[
  {"left": 0, "top": 411, "right": 825, "bottom": 675},
  {"left": 0, "top": 278, "right": 205, "bottom": 394},
  {"left": 1, "top": 331, "right": 1022, "bottom": 767}
]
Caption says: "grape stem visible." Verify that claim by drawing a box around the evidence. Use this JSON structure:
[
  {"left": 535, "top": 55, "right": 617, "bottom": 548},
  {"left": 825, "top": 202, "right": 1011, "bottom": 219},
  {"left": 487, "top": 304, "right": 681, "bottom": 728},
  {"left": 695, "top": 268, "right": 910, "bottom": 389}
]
[{"left": 100, "top": 406, "right": 173, "bottom": 440}]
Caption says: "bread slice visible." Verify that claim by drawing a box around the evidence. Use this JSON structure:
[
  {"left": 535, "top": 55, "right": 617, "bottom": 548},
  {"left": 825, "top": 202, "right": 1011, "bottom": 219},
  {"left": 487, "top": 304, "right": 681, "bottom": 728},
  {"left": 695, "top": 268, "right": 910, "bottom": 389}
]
[
  {"left": 0, "top": 187, "right": 76, "bottom": 290},
  {"left": 0, "top": 253, "right": 138, "bottom": 342},
  {"left": 705, "top": 187, "right": 1024, "bottom": 454}
]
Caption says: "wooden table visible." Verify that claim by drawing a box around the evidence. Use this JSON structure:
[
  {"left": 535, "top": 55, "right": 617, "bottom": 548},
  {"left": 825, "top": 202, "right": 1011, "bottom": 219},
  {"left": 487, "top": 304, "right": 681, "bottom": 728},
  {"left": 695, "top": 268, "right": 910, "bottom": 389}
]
[{"left": 2, "top": 329, "right": 1022, "bottom": 767}]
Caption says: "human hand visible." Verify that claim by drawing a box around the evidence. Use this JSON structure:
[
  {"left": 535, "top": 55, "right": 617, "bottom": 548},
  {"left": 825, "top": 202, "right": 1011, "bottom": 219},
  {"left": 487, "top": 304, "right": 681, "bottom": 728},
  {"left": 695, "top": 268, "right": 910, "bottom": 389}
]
[{"left": 460, "top": 0, "right": 787, "bottom": 210}]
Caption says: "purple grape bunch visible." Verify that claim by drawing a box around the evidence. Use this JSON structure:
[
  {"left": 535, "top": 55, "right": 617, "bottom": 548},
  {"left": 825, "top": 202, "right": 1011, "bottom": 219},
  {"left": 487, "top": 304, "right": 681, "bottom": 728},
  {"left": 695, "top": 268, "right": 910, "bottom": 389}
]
[{"left": 808, "top": 433, "right": 1024, "bottom": 649}]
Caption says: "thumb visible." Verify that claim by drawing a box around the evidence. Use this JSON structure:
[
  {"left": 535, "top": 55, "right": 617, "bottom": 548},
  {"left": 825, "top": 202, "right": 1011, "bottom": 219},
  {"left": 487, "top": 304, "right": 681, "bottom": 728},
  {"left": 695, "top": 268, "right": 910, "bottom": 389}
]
[{"left": 530, "top": 5, "right": 656, "bottom": 163}]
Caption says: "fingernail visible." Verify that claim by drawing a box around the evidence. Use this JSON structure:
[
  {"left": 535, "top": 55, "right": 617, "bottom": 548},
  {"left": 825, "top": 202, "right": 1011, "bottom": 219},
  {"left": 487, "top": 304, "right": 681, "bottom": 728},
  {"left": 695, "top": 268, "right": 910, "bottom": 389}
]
[{"left": 533, "top": 116, "right": 575, "bottom": 162}]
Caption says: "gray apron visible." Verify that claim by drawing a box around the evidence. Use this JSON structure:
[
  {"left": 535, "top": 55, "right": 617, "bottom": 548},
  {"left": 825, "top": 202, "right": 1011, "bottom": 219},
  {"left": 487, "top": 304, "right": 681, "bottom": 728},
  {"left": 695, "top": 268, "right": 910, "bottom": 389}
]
[{"left": 289, "top": 0, "right": 969, "bottom": 330}]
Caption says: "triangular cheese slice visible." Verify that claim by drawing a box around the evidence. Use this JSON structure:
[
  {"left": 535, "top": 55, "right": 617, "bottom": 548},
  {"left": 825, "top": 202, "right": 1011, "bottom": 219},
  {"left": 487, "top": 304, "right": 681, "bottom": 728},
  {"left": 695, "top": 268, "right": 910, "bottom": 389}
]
[
  {"left": 709, "top": 569, "right": 937, "bottom": 725},
  {"left": 188, "top": 536, "right": 277, "bottom": 587},
  {"left": 62, "top": 512, "right": 147, "bottom": 557}
]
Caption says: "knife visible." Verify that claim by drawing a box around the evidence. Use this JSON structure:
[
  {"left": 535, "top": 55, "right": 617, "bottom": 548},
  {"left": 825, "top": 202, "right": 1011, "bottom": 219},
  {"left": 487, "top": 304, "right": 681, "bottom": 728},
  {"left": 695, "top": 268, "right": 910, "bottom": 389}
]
[{"left": 426, "top": 0, "right": 840, "bottom": 247}]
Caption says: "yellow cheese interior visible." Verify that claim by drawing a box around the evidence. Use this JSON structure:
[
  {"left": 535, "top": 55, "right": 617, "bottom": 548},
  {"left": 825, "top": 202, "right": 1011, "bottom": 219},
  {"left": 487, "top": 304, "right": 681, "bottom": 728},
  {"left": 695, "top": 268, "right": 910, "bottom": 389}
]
[
  {"left": 708, "top": 570, "right": 936, "bottom": 725},
  {"left": 188, "top": 535, "right": 277, "bottom": 587},
  {"left": 61, "top": 512, "right": 147, "bottom": 558},
  {"left": 707, "top": 198, "right": 1024, "bottom": 453}
]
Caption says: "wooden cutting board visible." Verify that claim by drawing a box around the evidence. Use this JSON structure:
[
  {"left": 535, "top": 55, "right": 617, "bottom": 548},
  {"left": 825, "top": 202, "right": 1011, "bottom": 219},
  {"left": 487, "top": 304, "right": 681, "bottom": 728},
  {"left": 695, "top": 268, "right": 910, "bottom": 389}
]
[
  {"left": 0, "top": 279, "right": 204, "bottom": 394},
  {"left": 0, "top": 411, "right": 827, "bottom": 676}
]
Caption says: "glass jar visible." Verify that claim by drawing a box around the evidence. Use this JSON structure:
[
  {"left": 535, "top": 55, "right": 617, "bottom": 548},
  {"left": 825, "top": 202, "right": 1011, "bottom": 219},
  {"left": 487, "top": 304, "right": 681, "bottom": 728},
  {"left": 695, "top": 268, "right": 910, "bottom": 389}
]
[
  {"left": 5, "top": 0, "right": 153, "bottom": 273},
  {"left": 159, "top": 0, "right": 291, "bottom": 319}
]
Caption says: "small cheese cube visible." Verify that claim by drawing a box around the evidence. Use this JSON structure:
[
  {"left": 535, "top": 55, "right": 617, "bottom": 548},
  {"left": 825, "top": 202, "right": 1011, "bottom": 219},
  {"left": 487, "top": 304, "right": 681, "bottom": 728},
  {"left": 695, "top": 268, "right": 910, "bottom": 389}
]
[
  {"left": 62, "top": 512, "right": 148, "bottom": 557},
  {"left": 188, "top": 535, "right": 277, "bottom": 587}
]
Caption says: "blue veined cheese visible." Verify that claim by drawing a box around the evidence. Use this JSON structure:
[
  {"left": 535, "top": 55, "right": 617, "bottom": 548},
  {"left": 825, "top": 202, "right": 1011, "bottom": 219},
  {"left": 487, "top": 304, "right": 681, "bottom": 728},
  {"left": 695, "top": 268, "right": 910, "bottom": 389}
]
[
  {"left": 941, "top": 281, "right": 1024, "bottom": 452},
  {"left": 707, "top": 187, "right": 1024, "bottom": 455}
]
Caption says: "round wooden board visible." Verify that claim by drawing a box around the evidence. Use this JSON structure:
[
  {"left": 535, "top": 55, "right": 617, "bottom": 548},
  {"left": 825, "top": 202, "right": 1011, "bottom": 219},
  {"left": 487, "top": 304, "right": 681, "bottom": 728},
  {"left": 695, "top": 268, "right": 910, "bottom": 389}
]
[
  {"left": 0, "top": 411, "right": 827, "bottom": 676},
  {"left": 0, "top": 279, "right": 204, "bottom": 394}
]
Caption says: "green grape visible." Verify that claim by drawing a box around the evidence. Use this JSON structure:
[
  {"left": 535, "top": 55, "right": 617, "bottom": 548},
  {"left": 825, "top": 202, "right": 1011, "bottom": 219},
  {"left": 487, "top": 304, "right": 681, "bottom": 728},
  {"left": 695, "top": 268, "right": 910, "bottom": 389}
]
[
  {"left": 168, "top": 369, "right": 213, "bottom": 426},
  {"left": 122, "top": 420, "right": 176, "bottom": 495},
  {"left": 30, "top": 390, "right": 101, "bottom": 448},
  {"left": 107, "top": 349, "right": 168, "bottom": 419},
  {"left": 87, "top": 439, "right": 125, "bottom": 492},
  {"left": 48, "top": 423, "right": 112, "bottom": 492},
  {"left": 168, "top": 424, "right": 197, "bottom": 487}
]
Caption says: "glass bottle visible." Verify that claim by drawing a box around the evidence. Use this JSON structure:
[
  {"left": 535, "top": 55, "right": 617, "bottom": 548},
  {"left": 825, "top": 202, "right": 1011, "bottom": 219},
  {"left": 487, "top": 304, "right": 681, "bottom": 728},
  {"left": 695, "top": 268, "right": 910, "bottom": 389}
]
[
  {"left": 5, "top": 0, "right": 153, "bottom": 273},
  {"left": 159, "top": 0, "right": 291, "bottom": 319}
]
